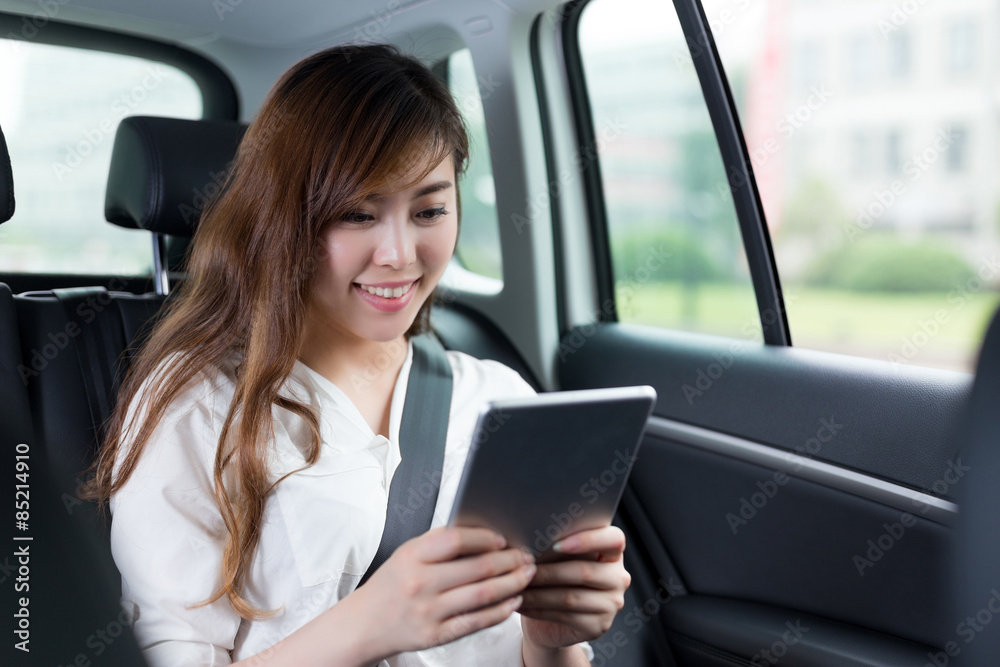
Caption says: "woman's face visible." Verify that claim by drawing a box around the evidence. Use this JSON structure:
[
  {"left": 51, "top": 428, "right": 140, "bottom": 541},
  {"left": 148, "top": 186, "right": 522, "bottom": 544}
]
[{"left": 308, "top": 156, "right": 459, "bottom": 344}]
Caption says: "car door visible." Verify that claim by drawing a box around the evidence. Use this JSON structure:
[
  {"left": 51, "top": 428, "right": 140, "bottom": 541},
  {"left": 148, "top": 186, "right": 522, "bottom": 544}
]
[{"left": 528, "top": 0, "right": 983, "bottom": 664}]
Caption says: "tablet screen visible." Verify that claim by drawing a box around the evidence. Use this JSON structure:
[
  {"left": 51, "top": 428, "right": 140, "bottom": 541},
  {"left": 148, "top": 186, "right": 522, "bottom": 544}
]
[{"left": 448, "top": 385, "right": 657, "bottom": 559}]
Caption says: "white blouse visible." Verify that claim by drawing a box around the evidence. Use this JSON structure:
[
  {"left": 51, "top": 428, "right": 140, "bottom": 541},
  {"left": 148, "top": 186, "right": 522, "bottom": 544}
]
[{"left": 110, "top": 339, "right": 591, "bottom": 666}]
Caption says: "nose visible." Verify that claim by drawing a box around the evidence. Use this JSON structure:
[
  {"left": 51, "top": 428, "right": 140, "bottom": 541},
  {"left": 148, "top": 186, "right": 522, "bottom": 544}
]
[{"left": 372, "top": 212, "right": 416, "bottom": 270}]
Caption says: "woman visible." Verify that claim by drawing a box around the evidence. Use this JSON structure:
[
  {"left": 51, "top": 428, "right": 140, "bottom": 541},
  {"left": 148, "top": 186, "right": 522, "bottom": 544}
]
[{"left": 88, "top": 44, "right": 630, "bottom": 666}]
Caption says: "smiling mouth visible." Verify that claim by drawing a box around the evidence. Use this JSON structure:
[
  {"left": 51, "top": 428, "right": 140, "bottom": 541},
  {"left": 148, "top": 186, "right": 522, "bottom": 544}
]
[{"left": 352, "top": 280, "right": 416, "bottom": 299}]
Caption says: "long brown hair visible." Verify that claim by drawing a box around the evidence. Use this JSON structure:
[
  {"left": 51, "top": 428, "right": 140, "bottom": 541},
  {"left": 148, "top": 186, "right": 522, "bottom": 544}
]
[{"left": 85, "top": 44, "right": 469, "bottom": 619}]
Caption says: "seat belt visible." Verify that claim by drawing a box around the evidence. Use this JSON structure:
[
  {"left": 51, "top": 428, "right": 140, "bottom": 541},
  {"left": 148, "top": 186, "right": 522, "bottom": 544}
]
[{"left": 358, "top": 333, "right": 453, "bottom": 587}]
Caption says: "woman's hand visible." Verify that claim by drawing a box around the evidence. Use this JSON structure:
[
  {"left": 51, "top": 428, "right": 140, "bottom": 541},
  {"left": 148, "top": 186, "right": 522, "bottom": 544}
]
[
  {"left": 519, "top": 525, "right": 631, "bottom": 660},
  {"left": 348, "top": 526, "right": 536, "bottom": 663}
]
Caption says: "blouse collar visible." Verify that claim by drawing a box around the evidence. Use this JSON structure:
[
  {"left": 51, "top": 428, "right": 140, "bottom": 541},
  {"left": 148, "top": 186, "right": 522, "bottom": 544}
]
[{"left": 287, "top": 339, "right": 414, "bottom": 485}]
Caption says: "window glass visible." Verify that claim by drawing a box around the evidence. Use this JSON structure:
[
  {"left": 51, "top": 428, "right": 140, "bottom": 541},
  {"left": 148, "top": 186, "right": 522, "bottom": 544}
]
[
  {"left": 0, "top": 40, "right": 202, "bottom": 274},
  {"left": 887, "top": 30, "right": 911, "bottom": 80},
  {"left": 447, "top": 48, "right": 502, "bottom": 282},
  {"left": 848, "top": 34, "right": 876, "bottom": 89},
  {"left": 708, "top": 0, "right": 1000, "bottom": 372},
  {"left": 578, "top": 0, "right": 761, "bottom": 340},
  {"left": 944, "top": 19, "right": 977, "bottom": 76}
]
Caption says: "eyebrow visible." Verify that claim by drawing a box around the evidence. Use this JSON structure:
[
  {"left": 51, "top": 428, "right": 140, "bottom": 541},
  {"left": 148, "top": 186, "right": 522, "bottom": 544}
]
[
  {"left": 414, "top": 181, "right": 453, "bottom": 198},
  {"left": 365, "top": 180, "right": 453, "bottom": 201}
]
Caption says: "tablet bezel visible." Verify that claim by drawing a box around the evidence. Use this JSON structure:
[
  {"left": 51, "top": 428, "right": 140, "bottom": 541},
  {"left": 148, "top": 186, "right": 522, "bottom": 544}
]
[{"left": 447, "top": 385, "right": 657, "bottom": 560}]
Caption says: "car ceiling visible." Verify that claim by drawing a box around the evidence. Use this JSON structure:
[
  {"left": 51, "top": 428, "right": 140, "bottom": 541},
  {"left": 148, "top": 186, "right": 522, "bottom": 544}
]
[
  {"left": 0, "top": 0, "right": 561, "bottom": 115},
  {"left": 0, "top": 0, "right": 555, "bottom": 47}
]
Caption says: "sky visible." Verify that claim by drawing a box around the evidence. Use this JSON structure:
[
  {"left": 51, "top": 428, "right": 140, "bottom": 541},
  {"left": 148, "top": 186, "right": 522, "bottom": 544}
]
[{"left": 578, "top": 0, "right": 768, "bottom": 67}]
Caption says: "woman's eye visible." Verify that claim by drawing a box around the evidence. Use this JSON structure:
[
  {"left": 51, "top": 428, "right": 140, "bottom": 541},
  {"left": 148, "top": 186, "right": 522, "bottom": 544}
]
[
  {"left": 341, "top": 212, "right": 374, "bottom": 224},
  {"left": 417, "top": 207, "right": 448, "bottom": 221}
]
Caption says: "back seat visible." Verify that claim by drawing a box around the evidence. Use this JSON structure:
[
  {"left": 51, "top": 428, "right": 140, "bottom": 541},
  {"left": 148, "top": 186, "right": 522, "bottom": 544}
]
[
  {"left": 0, "top": 122, "right": 145, "bottom": 665},
  {"left": 14, "top": 116, "right": 247, "bottom": 496}
]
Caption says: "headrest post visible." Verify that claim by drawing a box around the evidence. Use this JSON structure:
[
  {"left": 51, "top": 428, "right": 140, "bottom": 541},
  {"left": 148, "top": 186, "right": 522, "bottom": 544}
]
[
  {"left": 152, "top": 233, "right": 170, "bottom": 296},
  {"left": 0, "top": 123, "right": 14, "bottom": 224}
]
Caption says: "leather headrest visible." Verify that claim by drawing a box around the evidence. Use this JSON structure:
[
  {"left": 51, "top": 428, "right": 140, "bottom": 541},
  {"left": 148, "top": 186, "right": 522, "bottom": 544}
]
[
  {"left": 104, "top": 116, "right": 246, "bottom": 237},
  {"left": 0, "top": 123, "right": 13, "bottom": 224}
]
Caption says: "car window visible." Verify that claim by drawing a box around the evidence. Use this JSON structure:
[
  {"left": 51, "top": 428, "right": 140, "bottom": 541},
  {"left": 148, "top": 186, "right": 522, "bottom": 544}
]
[
  {"left": 578, "top": 0, "right": 762, "bottom": 341},
  {"left": 447, "top": 48, "right": 503, "bottom": 282},
  {"left": 706, "top": 0, "right": 1000, "bottom": 372},
  {"left": 0, "top": 39, "right": 202, "bottom": 275}
]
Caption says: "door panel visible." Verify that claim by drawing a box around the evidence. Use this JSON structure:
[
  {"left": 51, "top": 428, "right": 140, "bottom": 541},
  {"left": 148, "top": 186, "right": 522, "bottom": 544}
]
[
  {"left": 641, "top": 436, "right": 951, "bottom": 644},
  {"left": 664, "top": 596, "right": 937, "bottom": 666},
  {"left": 559, "top": 324, "right": 970, "bottom": 493},
  {"left": 559, "top": 324, "right": 967, "bottom": 663}
]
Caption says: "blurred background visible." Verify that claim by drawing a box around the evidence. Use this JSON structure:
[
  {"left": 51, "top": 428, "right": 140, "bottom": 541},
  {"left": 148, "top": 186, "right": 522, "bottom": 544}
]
[
  {"left": 1, "top": 0, "right": 997, "bottom": 372},
  {"left": 580, "top": 0, "right": 1000, "bottom": 372}
]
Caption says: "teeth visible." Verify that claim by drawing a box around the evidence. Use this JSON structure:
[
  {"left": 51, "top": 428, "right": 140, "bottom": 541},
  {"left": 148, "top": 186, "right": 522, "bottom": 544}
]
[{"left": 358, "top": 281, "right": 413, "bottom": 299}]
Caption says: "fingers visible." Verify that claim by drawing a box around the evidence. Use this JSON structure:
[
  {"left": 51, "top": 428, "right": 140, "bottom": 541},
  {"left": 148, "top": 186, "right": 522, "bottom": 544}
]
[
  {"left": 520, "top": 586, "right": 622, "bottom": 614},
  {"left": 437, "top": 559, "right": 536, "bottom": 618},
  {"left": 553, "top": 525, "right": 626, "bottom": 561},
  {"left": 436, "top": 595, "right": 523, "bottom": 646},
  {"left": 408, "top": 526, "right": 507, "bottom": 563},
  {"left": 518, "top": 569, "right": 627, "bottom": 643},
  {"left": 430, "top": 547, "right": 533, "bottom": 592},
  {"left": 529, "top": 558, "right": 630, "bottom": 592}
]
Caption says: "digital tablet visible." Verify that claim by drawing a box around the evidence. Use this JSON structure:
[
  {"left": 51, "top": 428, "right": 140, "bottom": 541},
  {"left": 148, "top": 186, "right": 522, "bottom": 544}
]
[{"left": 447, "top": 385, "right": 657, "bottom": 561}]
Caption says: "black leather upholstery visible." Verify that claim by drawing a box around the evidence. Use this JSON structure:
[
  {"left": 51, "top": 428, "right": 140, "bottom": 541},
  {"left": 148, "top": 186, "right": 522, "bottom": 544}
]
[
  {"left": 0, "top": 284, "right": 34, "bottom": 473},
  {"left": 104, "top": 116, "right": 246, "bottom": 236},
  {"left": 954, "top": 307, "right": 1000, "bottom": 666},
  {"left": 0, "top": 123, "right": 13, "bottom": 223},
  {"left": 431, "top": 301, "right": 541, "bottom": 391},
  {"left": 15, "top": 289, "right": 165, "bottom": 487},
  {"left": 664, "top": 596, "right": 936, "bottom": 666},
  {"left": 1, "top": 282, "right": 146, "bottom": 665},
  {"left": 559, "top": 323, "right": 969, "bottom": 493}
]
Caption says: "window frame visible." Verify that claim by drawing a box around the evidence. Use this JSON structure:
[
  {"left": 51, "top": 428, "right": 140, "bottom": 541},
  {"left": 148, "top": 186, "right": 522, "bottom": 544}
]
[
  {"left": 557, "top": 0, "right": 618, "bottom": 324},
  {"left": 558, "top": 0, "right": 791, "bottom": 346},
  {"left": 433, "top": 48, "right": 505, "bottom": 288},
  {"left": 0, "top": 12, "right": 238, "bottom": 284},
  {"left": 0, "top": 12, "right": 238, "bottom": 120}
]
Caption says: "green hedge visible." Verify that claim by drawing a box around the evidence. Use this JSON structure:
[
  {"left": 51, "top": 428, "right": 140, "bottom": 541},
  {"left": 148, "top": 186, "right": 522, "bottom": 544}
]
[
  {"left": 805, "top": 236, "right": 976, "bottom": 292},
  {"left": 611, "top": 227, "right": 721, "bottom": 283}
]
